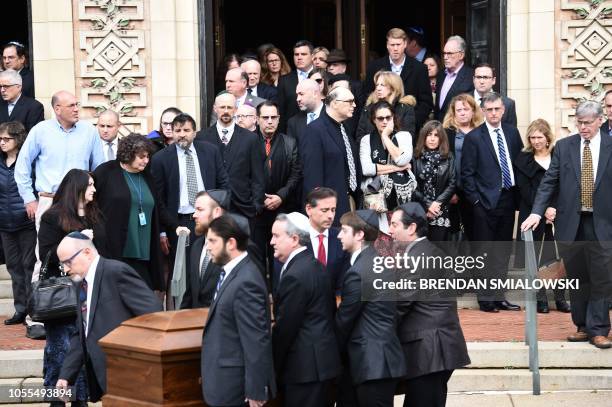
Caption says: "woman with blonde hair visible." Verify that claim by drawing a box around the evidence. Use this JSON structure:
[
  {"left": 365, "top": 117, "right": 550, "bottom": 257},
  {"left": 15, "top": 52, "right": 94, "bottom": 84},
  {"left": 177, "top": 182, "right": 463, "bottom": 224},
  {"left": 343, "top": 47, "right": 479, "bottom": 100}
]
[
  {"left": 261, "top": 47, "right": 292, "bottom": 87},
  {"left": 312, "top": 46, "right": 329, "bottom": 69},
  {"left": 514, "top": 118, "right": 569, "bottom": 314},
  {"left": 442, "top": 94, "right": 484, "bottom": 239},
  {"left": 356, "top": 70, "right": 416, "bottom": 141}
]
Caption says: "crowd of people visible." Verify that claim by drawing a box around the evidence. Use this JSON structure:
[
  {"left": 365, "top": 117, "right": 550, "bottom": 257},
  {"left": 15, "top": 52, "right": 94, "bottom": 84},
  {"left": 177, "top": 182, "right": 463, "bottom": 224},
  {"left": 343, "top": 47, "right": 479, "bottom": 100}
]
[{"left": 0, "top": 26, "right": 611, "bottom": 407}]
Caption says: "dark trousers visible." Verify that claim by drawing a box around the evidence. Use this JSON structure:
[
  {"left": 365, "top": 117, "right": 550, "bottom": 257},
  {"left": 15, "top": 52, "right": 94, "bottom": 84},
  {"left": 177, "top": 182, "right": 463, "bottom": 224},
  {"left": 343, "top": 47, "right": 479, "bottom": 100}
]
[
  {"left": 472, "top": 190, "right": 516, "bottom": 301},
  {"left": 355, "top": 378, "right": 399, "bottom": 407},
  {"left": 1, "top": 227, "right": 36, "bottom": 313},
  {"left": 403, "top": 370, "right": 453, "bottom": 407},
  {"left": 252, "top": 211, "right": 277, "bottom": 289},
  {"left": 561, "top": 213, "right": 611, "bottom": 337},
  {"left": 283, "top": 380, "right": 334, "bottom": 407}
]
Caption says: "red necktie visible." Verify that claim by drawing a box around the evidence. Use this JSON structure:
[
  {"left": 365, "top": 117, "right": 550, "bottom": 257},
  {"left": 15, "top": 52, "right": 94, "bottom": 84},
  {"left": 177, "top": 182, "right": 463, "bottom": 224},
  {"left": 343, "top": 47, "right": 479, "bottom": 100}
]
[
  {"left": 317, "top": 234, "right": 326, "bottom": 266},
  {"left": 265, "top": 138, "right": 272, "bottom": 169}
]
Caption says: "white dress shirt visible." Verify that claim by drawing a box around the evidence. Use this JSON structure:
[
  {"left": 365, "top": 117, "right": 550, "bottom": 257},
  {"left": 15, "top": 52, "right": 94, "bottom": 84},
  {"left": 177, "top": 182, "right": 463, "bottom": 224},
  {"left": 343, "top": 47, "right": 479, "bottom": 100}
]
[
  {"left": 309, "top": 227, "right": 329, "bottom": 263},
  {"left": 581, "top": 131, "right": 601, "bottom": 183},
  {"left": 389, "top": 55, "right": 406, "bottom": 75},
  {"left": 102, "top": 138, "right": 118, "bottom": 162},
  {"left": 176, "top": 143, "right": 205, "bottom": 214},
  {"left": 485, "top": 121, "right": 516, "bottom": 186},
  {"left": 84, "top": 255, "right": 100, "bottom": 337},
  {"left": 350, "top": 246, "right": 365, "bottom": 266},
  {"left": 221, "top": 251, "right": 248, "bottom": 283},
  {"left": 280, "top": 246, "right": 308, "bottom": 278},
  {"left": 7, "top": 94, "right": 20, "bottom": 116},
  {"left": 216, "top": 121, "right": 236, "bottom": 144}
]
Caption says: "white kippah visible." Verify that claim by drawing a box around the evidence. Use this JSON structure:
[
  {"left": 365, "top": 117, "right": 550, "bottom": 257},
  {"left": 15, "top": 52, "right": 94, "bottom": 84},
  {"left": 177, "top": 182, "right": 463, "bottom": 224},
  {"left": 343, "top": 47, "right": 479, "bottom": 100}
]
[{"left": 285, "top": 212, "right": 310, "bottom": 233}]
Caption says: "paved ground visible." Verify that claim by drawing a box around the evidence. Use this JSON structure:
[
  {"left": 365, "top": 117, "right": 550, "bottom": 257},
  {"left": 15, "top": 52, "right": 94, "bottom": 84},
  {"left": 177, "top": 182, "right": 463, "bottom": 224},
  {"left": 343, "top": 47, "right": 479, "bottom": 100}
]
[{"left": 2, "top": 309, "right": 611, "bottom": 350}]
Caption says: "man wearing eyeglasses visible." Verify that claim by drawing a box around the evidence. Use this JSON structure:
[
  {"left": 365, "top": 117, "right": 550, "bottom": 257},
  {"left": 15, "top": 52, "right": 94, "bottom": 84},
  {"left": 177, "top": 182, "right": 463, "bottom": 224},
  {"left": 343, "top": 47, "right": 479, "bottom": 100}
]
[
  {"left": 2, "top": 42, "right": 34, "bottom": 98},
  {"left": 0, "top": 69, "right": 43, "bottom": 132},
  {"left": 473, "top": 63, "right": 517, "bottom": 127},
  {"left": 435, "top": 35, "right": 474, "bottom": 121},
  {"left": 252, "top": 101, "right": 301, "bottom": 281},
  {"left": 300, "top": 87, "right": 362, "bottom": 226},
  {"left": 55, "top": 232, "right": 162, "bottom": 402},
  {"left": 235, "top": 103, "right": 258, "bottom": 132}
]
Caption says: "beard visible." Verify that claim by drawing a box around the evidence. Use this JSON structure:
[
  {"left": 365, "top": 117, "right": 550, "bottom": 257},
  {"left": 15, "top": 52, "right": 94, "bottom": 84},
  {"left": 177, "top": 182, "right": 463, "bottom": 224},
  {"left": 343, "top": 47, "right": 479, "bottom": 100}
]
[
  {"left": 195, "top": 222, "right": 207, "bottom": 236},
  {"left": 212, "top": 248, "right": 230, "bottom": 266}
]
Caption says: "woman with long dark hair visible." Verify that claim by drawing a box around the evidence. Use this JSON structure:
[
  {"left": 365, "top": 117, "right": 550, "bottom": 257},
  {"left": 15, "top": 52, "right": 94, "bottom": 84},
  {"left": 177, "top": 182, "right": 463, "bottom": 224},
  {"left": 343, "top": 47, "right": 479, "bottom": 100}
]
[
  {"left": 38, "top": 168, "right": 108, "bottom": 406},
  {"left": 412, "top": 120, "right": 456, "bottom": 241},
  {"left": 261, "top": 47, "right": 292, "bottom": 87}
]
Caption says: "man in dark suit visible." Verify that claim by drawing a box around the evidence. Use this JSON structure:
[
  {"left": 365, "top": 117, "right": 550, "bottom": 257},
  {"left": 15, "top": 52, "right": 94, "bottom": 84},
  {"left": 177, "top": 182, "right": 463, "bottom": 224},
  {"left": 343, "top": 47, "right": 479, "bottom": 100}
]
[
  {"left": 0, "top": 69, "right": 43, "bottom": 132},
  {"left": 2, "top": 42, "right": 34, "bottom": 98},
  {"left": 56, "top": 232, "right": 163, "bottom": 402},
  {"left": 335, "top": 210, "right": 406, "bottom": 406},
  {"left": 473, "top": 63, "right": 517, "bottom": 127},
  {"left": 602, "top": 89, "right": 612, "bottom": 137},
  {"left": 286, "top": 78, "right": 325, "bottom": 144},
  {"left": 277, "top": 40, "right": 314, "bottom": 132},
  {"left": 522, "top": 100, "right": 612, "bottom": 349},
  {"left": 435, "top": 35, "right": 474, "bottom": 121},
  {"left": 363, "top": 28, "right": 433, "bottom": 129},
  {"left": 389, "top": 203, "right": 471, "bottom": 407},
  {"left": 271, "top": 212, "right": 341, "bottom": 407},
  {"left": 253, "top": 101, "right": 302, "bottom": 279},
  {"left": 300, "top": 87, "right": 361, "bottom": 225},
  {"left": 461, "top": 92, "right": 523, "bottom": 313},
  {"left": 196, "top": 92, "right": 265, "bottom": 221},
  {"left": 241, "top": 58, "right": 278, "bottom": 102},
  {"left": 202, "top": 215, "right": 276, "bottom": 406},
  {"left": 210, "top": 68, "right": 266, "bottom": 125}
]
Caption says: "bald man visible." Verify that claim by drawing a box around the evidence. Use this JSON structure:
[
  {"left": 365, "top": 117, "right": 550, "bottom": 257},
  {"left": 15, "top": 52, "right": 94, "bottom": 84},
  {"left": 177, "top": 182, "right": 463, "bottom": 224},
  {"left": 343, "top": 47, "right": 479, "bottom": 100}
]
[
  {"left": 286, "top": 78, "right": 325, "bottom": 143},
  {"left": 55, "top": 232, "right": 162, "bottom": 402},
  {"left": 235, "top": 103, "right": 258, "bottom": 132},
  {"left": 300, "top": 87, "right": 362, "bottom": 225},
  {"left": 240, "top": 58, "right": 278, "bottom": 101},
  {"left": 197, "top": 93, "right": 265, "bottom": 221},
  {"left": 96, "top": 109, "right": 120, "bottom": 162}
]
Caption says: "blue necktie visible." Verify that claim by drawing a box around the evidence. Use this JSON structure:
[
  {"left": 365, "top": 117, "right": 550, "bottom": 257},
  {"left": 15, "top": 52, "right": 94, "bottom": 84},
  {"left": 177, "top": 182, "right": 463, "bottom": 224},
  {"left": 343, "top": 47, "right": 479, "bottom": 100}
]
[
  {"left": 307, "top": 112, "right": 316, "bottom": 124},
  {"left": 213, "top": 270, "right": 226, "bottom": 301},
  {"left": 495, "top": 129, "right": 512, "bottom": 189}
]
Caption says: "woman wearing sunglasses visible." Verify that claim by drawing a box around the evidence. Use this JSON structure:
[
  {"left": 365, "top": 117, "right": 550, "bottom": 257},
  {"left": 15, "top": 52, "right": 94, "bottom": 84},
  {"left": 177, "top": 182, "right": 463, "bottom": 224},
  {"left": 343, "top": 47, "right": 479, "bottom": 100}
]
[{"left": 38, "top": 169, "right": 108, "bottom": 406}]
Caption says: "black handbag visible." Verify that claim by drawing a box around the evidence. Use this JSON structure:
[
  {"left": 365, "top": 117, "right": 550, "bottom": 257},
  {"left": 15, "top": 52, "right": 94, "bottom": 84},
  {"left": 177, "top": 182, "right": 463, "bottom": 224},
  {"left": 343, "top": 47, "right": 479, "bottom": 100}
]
[{"left": 28, "top": 251, "right": 78, "bottom": 322}]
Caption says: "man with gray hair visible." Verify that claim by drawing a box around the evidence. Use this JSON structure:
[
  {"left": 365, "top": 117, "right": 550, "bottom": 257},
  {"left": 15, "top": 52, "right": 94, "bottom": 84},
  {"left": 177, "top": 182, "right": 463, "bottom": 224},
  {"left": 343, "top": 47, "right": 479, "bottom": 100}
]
[
  {"left": 435, "top": 35, "right": 474, "bottom": 120},
  {"left": 270, "top": 212, "right": 340, "bottom": 407},
  {"left": 522, "top": 100, "right": 612, "bottom": 349},
  {"left": 210, "top": 68, "right": 266, "bottom": 125},
  {"left": 300, "top": 86, "right": 361, "bottom": 225},
  {"left": 240, "top": 58, "right": 278, "bottom": 101},
  {"left": 0, "top": 69, "right": 43, "bottom": 132}
]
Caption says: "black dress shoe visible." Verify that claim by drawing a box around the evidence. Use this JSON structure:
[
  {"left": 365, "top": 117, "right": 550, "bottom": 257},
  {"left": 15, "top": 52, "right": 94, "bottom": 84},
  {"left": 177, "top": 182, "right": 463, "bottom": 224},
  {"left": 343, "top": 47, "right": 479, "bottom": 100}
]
[
  {"left": 4, "top": 312, "right": 26, "bottom": 325},
  {"left": 478, "top": 301, "right": 499, "bottom": 313},
  {"left": 555, "top": 299, "right": 571, "bottom": 313},
  {"left": 26, "top": 324, "right": 46, "bottom": 340},
  {"left": 537, "top": 301, "right": 549, "bottom": 313},
  {"left": 495, "top": 300, "right": 521, "bottom": 311}
]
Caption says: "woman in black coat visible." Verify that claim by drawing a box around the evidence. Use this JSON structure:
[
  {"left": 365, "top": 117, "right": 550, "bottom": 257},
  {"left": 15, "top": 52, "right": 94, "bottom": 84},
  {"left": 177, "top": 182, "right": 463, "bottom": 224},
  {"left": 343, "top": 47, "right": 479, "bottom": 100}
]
[
  {"left": 93, "top": 133, "right": 169, "bottom": 292},
  {"left": 514, "top": 119, "right": 569, "bottom": 314},
  {"left": 412, "top": 120, "right": 456, "bottom": 242}
]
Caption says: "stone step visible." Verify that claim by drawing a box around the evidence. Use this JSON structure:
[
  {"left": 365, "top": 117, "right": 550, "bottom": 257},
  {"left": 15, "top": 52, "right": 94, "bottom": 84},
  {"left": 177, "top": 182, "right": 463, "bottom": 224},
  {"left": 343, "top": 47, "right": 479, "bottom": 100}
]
[
  {"left": 0, "top": 280, "right": 13, "bottom": 299},
  {"left": 0, "top": 265, "right": 9, "bottom": 280},
  {"left": 0, "top": 298, "right": 15, "bottom": 317},
  {"left": 466, "top": 341, "right": 612, "bottom": 368},
  {"left": 0, "top": 350, "right": 43, "bottom": 379},
  {"left": 448, "top": 369, "right": 612, "bottom": 392}
]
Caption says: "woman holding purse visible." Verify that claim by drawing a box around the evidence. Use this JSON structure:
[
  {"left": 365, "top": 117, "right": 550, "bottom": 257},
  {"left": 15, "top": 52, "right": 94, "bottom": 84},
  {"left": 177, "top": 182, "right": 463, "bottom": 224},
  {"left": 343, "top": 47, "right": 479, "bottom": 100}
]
[
  {"left": 38, "top": 169, "right": 108, "bottom": 405},
  {"left": 359, "top": 101, "right": 416, "bottom": 238},
  {"left": 514, "top": 119, "right": 570, "bottom": 313}
]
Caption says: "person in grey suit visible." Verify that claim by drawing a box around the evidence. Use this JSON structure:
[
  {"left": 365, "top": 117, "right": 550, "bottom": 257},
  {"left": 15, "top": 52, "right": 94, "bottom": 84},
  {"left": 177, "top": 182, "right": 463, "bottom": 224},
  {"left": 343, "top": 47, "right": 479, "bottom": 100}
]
[
  {"left": 522, "top": 100, "right": 612, "bottom": 349},
  {"left": 210, "top": 68, "right": 266, "bottom": 125},
  {"left": 389, "top": 203, "right": 471, "bottom": 407},
  {"left": 472, "top": 63, "right": 517, "bottom": 127},
  {"left": 201, "top": 215, "right": 276, "bottom": 406},
  {"left": 56, "top": 232, "right": 163, "bottom": 402},
  {"left": 336, "top": 210, "right": 406, "bottom": 406}
]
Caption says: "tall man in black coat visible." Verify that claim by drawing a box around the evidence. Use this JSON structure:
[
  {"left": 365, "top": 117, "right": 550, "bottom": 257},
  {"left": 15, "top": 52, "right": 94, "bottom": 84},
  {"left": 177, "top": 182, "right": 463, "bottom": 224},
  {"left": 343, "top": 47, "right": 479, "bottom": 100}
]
[
  {"left": 56, "top": 232, "right": 163, "bottom": 402},
  {"left": 472, "top": 63, "right": 517, "bottom": 127},
  {"left": 196, "top": 92, "right": 265, "bottom": 223},
  {"left": 435, "top": 35, "right": 474, "bottom": 121},
  {"left": 363, "top": 28, "right": 433, "bottom": 129},
  {"left": 389, "top": 203, "right": 471, "bottom": 407},
  {"left": 152, "top": 113, "right": 229, "bottom": 276},
  {"left": 0, "top": 69, "right": 43, "bottom": 132},
  {"left": 522, "top": 101, "right": 612, "bottom": 349},
  {"left": 253, "top": 101, "right": 302, "bottom": 280},
  {"left": 277, "top": 40, "right": 314, "bottom": 132},
  {"left": 271, "top": 212, "right": 341, "bottom": 407},
  {"left": 461, "top": 92, "right": 523, "bottom": 313},
  {"left": 201, "top": 215, "right": 276, "bottom": 406},
  {"left": 300, "top": 87, "right": 361, "bottom": 225},
  {"left": 335, "top": 210, "right": 406, "bottom": 406}
]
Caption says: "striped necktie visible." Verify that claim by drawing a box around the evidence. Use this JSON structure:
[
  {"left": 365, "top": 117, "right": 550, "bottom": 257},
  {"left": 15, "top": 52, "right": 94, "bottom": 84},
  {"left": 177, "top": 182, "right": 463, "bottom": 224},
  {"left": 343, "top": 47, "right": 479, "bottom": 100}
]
[
  {"left": 213, "top": 270, "right": 226, "bottom": 301},
  {"left": 494, "top": 129, "right": 512, "bottom": 189}
]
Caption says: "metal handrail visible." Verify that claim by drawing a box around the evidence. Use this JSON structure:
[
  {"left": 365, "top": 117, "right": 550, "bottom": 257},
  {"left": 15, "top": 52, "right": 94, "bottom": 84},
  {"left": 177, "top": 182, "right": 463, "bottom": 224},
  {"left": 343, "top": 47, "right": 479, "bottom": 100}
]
[{"left": 522, "top": 229, "right": 541, "bottom": 395}]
